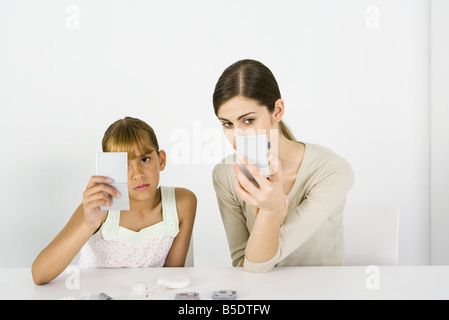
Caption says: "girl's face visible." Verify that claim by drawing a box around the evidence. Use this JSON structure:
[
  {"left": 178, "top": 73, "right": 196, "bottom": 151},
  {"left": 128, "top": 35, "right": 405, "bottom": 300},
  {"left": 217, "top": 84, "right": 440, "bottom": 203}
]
[
  {"left": 127, "top": 146, "right": 166, "bottom": 202},
  {"left": 217, "top": 96, "right": 284, "bottom": 149}
]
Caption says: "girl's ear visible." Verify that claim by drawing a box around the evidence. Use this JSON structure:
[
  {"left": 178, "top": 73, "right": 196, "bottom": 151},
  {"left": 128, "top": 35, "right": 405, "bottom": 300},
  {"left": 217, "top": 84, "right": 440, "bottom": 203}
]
[
  {"left": 272, "top": 99, "right": 285, "bottom": 123},
  {"left": 158, "top": 150, "right": 167, "bottom": 171}
]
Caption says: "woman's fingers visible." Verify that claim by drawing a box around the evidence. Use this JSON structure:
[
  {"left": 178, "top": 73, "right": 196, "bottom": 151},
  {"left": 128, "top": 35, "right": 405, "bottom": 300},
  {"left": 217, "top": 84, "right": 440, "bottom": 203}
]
[
  {"left": 283, "top": 195, "right": 289, "bottom": 218},
  {"left": 239, "top": 156, "right": 270, "bottom": 188},
  {"left": 234, "top": 154, "right": 287, "bottom": 214},
  {"left": 233, "top": 163, "right": 260, "bottom": 194},
  {"left": 251, "top": 206, "right": 260, "bottom": 218},
  {"left": 267, "top": 153, "right": 282, "bottom": 182},
  {"left": 233, "top": 175, "right": 257, "bottom": 207}
]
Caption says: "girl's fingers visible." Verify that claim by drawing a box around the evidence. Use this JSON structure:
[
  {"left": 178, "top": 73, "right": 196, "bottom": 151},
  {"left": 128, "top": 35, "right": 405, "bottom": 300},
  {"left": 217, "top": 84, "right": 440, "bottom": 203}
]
[
  {"left": 86, "top": 175, "right": 112, "bottom": 189},
  {"left": 85, "top": 191, "right": 112, "bottom": 202},
  {"left": 84, "top": 190, "right": 112, "bottom": 210},
  {"left": 83, "top": 181, "right": 121, "bottom": 199},
  {"left": 86, "top": 199, "right": 110, "bottom": 210}
]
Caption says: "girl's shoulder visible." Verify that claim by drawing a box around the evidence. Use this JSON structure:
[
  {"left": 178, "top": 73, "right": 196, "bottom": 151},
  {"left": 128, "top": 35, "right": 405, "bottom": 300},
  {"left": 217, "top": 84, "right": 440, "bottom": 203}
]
[
  {"left": 174, "top": 187, "right": 197, "bottom": 205},
  {"left": 173, "top": 187, "right": 197, "bottom": 221}
]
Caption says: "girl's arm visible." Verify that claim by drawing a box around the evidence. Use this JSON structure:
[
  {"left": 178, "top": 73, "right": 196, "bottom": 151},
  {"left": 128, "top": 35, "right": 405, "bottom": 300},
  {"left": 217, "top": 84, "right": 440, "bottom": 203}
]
[
  {"left": 31, "top": 176, "right": 120, "bottom": 285},
  {"left": 31, "top": 205, "right": 96, "bottom": 285},
  {"left": 163, "top": 188, "right": 197, "bottom": 267}
]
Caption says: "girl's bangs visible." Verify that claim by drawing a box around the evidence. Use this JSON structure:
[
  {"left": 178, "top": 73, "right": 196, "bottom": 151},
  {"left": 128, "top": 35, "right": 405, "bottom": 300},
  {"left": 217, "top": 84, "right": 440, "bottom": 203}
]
[{"left": 106, "top": 128, "right": 155, "bottom": 160}]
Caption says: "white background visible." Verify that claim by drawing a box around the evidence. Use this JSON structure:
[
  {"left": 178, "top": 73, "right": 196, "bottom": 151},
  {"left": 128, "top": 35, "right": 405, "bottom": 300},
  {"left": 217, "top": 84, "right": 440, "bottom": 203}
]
[
  {"left": 0, "top": 0, "right": 445, "bottom": 268},
  {"left": 431, "top": 0, "right": 449, "bottom": 265}
]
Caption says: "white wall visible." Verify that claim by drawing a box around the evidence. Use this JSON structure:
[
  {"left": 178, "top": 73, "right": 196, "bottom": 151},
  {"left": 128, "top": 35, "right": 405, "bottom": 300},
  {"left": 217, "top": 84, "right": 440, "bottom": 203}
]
[
  {"left": 0, "top": 0, "right": 431, "bottom": 267},
  {"left": 431, "top": 0, "right": 449, "bottom": 265}
]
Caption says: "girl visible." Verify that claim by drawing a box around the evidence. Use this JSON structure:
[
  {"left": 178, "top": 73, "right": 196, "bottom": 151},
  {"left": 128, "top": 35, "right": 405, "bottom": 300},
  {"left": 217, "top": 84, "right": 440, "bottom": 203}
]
[
  {"left": 212, "top": 59, "right": 354, "bottom": 272},
  {"left": 32, "top": 117, "right": 196, "bottom": 285}
]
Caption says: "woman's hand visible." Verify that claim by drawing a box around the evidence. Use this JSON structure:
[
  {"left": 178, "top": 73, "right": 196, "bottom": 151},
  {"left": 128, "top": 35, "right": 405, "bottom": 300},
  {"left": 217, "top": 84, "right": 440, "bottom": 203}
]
[
  {"left": 81, "top": 176, "right": 121, "bottom": 231},
  {"left": 233, "top": 154, "right": 289, "bottom": 224}
]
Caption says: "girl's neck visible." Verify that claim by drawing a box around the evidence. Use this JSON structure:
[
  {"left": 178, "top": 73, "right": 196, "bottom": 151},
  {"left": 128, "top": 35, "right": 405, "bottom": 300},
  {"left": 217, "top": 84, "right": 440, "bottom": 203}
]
[{"left": 128, "top": 186, "right": 161, "bottom": 215}]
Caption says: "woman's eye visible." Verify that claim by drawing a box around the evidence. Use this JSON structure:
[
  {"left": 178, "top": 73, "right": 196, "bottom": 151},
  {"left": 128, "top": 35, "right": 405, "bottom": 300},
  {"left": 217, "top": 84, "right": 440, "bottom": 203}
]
[
  {"left": 222, "top": 122, "right": 232, "bottom": 128},
  {"left": 244, "top": 118, "right": 254, "bottom": 125}
]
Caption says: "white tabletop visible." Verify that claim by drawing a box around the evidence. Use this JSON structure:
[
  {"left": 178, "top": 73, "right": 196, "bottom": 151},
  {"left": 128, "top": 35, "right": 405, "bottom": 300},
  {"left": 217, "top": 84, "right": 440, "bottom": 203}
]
[{"left": 1, "top": 266, "right": 448, "bottom": 300}]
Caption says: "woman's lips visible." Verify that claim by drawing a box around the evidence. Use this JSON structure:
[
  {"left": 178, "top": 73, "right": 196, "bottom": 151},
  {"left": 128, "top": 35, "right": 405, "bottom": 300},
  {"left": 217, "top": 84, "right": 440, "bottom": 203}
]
[{"left": 134, "top": 184, "right": 149, "bottom": 191}]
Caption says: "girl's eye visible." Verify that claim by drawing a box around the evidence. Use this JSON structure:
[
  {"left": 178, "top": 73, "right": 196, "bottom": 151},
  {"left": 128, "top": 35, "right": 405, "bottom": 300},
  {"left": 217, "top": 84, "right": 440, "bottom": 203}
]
[
  {"left": 221, "top": 122, "right": 232, "bottom": 128},
  {"left": 141, "top": 157, "right": 150, "bottom": 164},
  {"left": 244, "top": 118, "right": 254, "bottom": 125}
]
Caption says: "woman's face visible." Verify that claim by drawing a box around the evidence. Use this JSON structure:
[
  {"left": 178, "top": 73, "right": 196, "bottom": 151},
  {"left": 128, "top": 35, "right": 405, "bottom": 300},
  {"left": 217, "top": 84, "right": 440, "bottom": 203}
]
[{"left": 217, "top": 96, "right": 283, "bottom": 149}]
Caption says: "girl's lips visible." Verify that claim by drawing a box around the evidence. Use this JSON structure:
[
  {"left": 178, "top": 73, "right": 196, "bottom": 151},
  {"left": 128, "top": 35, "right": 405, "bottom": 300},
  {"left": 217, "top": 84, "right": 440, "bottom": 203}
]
[{"left": 134, "top": 184, "right": 149, "bottom": 191}]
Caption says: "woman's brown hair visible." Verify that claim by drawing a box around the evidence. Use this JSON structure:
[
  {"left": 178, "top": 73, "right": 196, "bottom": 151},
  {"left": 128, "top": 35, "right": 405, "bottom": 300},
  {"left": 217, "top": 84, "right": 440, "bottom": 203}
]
[{"left": 212, "top": 59, "right": 296, "bottom": 141}]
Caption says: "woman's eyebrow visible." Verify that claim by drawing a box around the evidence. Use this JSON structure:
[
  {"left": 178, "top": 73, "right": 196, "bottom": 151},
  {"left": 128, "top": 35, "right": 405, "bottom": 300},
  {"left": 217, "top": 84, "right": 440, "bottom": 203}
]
[{"left": 218, "top": 112, "right": 257, "bottom": 122}]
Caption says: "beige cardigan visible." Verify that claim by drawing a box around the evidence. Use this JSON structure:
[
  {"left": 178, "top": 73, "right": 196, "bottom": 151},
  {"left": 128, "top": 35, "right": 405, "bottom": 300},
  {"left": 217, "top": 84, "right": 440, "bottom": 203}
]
[{"left": 212, "top": 143, "right": 355, "bottom": 272}]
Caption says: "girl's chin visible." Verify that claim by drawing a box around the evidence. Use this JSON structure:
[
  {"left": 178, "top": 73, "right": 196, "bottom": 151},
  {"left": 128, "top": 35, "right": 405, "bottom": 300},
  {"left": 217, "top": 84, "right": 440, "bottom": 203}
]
[
  {"left": 128, "top": 185, "right": 159, "bottom": 202},
  {"left": 129, "top": 195, "right": 150, "bottom": 202}
]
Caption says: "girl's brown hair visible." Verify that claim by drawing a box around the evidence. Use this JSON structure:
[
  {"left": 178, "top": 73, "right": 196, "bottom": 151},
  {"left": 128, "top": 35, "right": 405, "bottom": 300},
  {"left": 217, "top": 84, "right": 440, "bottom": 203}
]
[
  {"left": 102, "top": 117, "right": 160, "bottom": 158},
  {"left": 212, "top": 59, "right": 296, "bottom": 141}
]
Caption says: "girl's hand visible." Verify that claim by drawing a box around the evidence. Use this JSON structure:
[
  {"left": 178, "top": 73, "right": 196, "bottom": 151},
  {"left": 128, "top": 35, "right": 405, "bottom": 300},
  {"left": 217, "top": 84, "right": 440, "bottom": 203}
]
[
  {"left": 233, "top": 154, "right": 289, "bottom": 224},
  {"left": 81, "top": 176, "right": 121, "bottom": 231}
]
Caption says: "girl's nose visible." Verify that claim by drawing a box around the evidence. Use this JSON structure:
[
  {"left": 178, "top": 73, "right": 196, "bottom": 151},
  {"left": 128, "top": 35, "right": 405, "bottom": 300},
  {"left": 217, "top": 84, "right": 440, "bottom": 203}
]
[{"left": 129, "top": 166, "right": 144, "bottom": 180}]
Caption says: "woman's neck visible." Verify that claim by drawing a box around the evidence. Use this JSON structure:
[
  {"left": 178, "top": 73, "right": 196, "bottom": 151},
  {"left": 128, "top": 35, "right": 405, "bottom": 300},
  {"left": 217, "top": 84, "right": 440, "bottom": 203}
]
[{"left": 276, "top": 134, "right": 305, "bottom": 176}]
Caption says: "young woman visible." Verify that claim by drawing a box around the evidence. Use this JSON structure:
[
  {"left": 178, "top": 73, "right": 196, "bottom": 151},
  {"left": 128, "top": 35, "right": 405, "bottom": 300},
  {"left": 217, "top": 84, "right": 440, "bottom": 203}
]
[
  {"left": 32, "top": 117, "right": 196, "bottom": 285},
  {"left": 212, "top": 59, "right": 354, "bottom": 272}
]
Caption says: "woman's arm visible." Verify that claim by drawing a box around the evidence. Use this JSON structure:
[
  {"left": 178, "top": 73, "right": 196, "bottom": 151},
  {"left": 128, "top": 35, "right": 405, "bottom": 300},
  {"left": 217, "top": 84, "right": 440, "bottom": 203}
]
[
  {"left": 275, "top": 158, "right": 354, "bottom": 262},
  {"left": 213, "top": 161, "right": 250, "bottom": 267},
  {"left": 237, "top": 157, "right": 354, "bottom": 272},
  {"left": 244, "top": 209, "right": 283, "bottom": 263},
  {"left": 232, "top": 155, "right": 288, "bottom": 269},
  {"left": 163, "top": 188, "right": 197, "bottom": 267}
]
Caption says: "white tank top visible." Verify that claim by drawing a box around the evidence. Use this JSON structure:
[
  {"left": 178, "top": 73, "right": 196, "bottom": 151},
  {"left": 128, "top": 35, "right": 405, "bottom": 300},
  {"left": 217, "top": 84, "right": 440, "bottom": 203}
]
[{"left": 78, "top": 186, "right": 179, "bottom": 268}]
